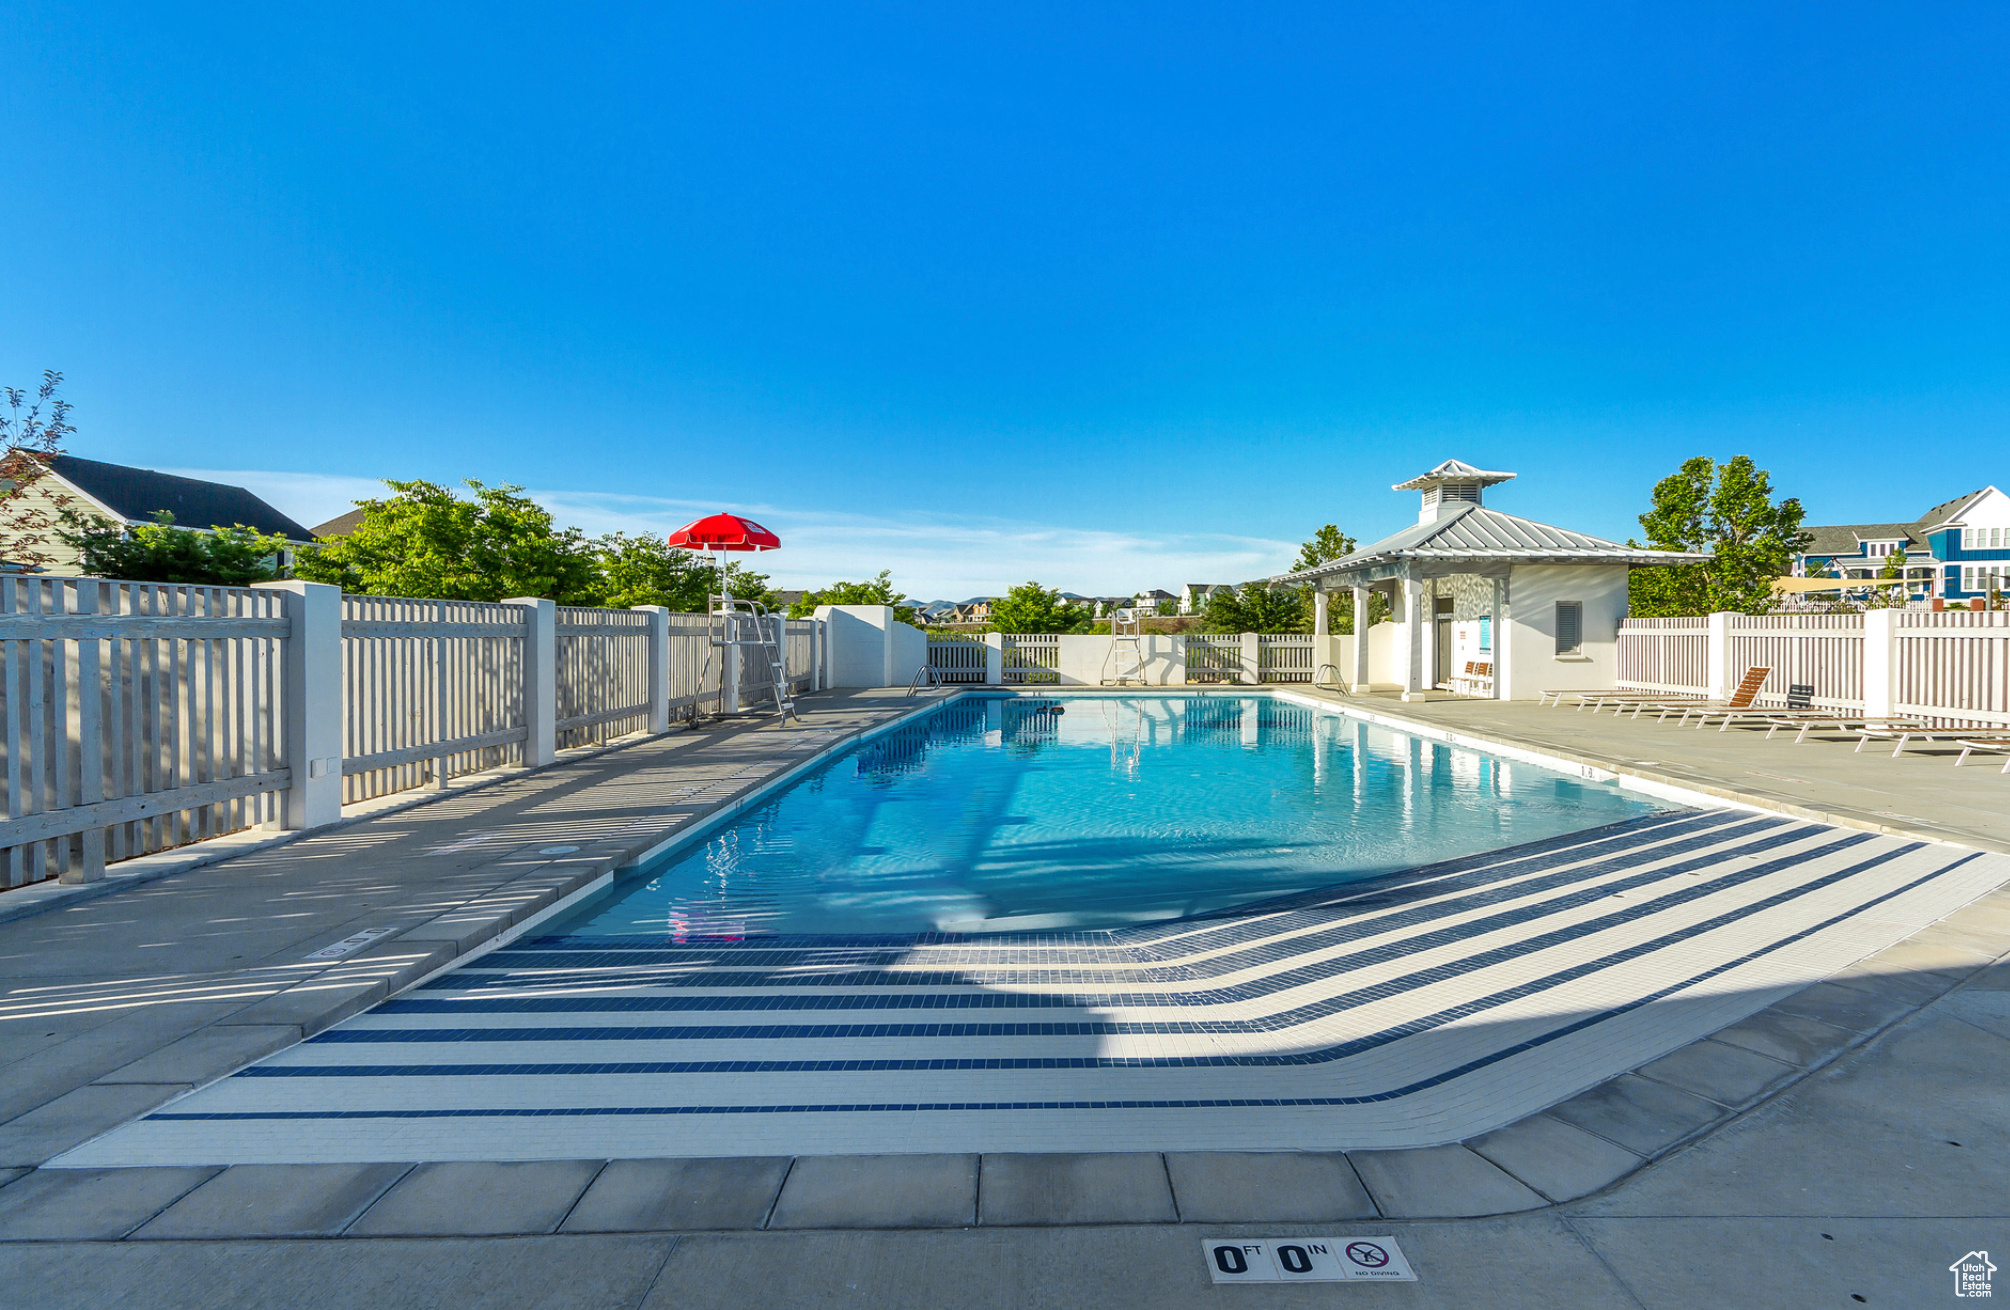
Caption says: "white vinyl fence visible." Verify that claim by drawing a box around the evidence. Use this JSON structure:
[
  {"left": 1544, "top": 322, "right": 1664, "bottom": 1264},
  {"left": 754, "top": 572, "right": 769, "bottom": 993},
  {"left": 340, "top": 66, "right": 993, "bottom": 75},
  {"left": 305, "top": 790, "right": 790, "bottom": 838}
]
[
  {"left": 3, "top": 578, "right": 827, "bottom": 891},
  {"left": 1001, "top": 634, "right": 1060, "bottom": 685},
  {"left": 1618, "top": 609, "right": 2010, "bottom": 727},
  {"left": 925, "top": 635, "right": 987, "bottom": 684},
  {"left": 1182, "top": 634, "right": 1243, "bottom": 684},
  {"left": 2, "top": 577, "right": 292, "bottom": 888}
]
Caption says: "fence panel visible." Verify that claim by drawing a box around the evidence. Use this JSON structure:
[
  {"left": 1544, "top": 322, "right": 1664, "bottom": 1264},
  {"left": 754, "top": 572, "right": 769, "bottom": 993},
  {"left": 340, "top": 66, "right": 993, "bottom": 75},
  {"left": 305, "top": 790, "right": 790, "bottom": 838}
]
[
  {"left": 556, "top": 607, "right": 653, "bottom": 749},
  {"left": 1726, "top": 615, "right": 1865, "bottom": 710},
  {"left": 927, "top": 635, "right": 988, "bottom": 684},
  {"left": 340, "top": 598, "right": 527, "bottom": 802},
  {"left": 1000, "top": 634, "right": 1059, "bottom": 684},
  {"left": 1896, "top": 610, "right": 2010, "bottom": 728},
  {"left": 1257, "top": 633, "right": 1313, "bottom": 683},
  {"left": 1, "top": 577, "right": 289, "bottom": 889},
  {"left": 785, "top": 619, "right": 818, "bottom": 693},
  {"left": 1616, "top": 618, "right": 1710, "bottom": 694},
  {"left": 1182, "top": 634, "right": 1243, "bottom": 684}
]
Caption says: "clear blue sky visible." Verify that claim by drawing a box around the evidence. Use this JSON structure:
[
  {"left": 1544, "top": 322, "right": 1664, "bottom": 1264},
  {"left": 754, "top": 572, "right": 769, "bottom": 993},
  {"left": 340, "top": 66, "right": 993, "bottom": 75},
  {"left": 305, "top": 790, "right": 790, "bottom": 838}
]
[{"left": 5, "top": 3, "right": 2007, "bottom": 597}]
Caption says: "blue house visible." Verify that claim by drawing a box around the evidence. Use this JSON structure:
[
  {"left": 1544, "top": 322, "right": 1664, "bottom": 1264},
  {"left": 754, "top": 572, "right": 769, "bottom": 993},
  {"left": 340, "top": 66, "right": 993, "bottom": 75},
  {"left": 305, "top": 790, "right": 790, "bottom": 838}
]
[{"left": 1797, "top": 486, "right": 2010, "bottom": 601}]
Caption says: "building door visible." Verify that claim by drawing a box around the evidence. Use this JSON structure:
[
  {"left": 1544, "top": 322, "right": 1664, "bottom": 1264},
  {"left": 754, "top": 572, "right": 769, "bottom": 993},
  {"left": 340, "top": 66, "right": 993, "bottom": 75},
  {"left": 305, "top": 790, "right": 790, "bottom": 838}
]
[{"left": 1434, "top": 597, "right": 1454, "bottom": 686}]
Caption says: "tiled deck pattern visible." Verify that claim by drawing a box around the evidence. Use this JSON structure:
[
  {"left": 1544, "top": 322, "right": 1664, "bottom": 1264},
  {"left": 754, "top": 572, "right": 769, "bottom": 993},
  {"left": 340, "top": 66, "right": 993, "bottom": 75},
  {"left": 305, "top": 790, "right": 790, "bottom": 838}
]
[{"left": 56, "top": 809, "right": 2008, "bottom": 1165}]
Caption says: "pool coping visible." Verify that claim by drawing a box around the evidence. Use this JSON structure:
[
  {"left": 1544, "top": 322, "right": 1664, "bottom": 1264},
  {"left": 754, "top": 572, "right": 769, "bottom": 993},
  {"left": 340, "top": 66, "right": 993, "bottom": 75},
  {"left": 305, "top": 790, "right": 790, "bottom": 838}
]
[{"left": 6, "top": 686, "right": 2007, "bottom": 1237}]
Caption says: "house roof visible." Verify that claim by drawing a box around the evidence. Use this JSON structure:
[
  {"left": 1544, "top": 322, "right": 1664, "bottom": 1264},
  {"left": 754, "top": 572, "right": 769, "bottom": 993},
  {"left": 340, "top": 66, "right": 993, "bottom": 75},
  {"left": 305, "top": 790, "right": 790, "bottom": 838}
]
[
  {"left": 310, "top": 507, "right": 367, "bottom": 538},
  {"left": 1800, "top": 522, "right": 1925, "bottom": 555},
  {"left": 46, "top": 455, "right": 313, "bottom": 539},
  {"left": 1274, "top": 504, "right": 1708, "bottom": 585},
  {"left": 1915, "top": 487, "right": 1995, "bottom": 533}
]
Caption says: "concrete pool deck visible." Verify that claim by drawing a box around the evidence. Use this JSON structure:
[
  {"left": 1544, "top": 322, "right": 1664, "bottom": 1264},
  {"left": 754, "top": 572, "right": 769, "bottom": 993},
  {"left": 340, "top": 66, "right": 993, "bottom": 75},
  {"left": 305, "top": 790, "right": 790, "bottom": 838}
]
[{"left": 2, "top": 685, "right": 2007, "bottom": 1305}]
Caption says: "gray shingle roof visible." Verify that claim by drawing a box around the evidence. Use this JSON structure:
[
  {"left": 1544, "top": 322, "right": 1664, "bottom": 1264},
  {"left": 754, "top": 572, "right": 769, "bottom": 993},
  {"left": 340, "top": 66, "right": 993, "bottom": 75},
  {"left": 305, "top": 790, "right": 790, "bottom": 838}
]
[
  {"left": 1273, "top": 504, "right": 1707, "bottom": 583},
  {"left": 48, "top": 455, "right": 313, "bottom": 540}
]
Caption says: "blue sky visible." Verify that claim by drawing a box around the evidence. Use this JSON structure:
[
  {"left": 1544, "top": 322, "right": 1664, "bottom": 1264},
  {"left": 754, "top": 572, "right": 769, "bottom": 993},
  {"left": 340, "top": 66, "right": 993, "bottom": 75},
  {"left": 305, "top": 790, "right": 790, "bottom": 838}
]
[{"left": 5, "top": 3, "right": 2007, "bottom": 597}]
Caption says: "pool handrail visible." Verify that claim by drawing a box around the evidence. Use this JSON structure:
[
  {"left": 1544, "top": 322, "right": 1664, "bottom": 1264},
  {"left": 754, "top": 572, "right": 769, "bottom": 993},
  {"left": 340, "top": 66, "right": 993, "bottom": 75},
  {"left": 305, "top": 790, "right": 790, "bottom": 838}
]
[
  {"left": 1313, "top": 662, "right": 1351, "bottom": 693},
  {"left": 907, "top": 664, "right": 942, "bottom": 696}
]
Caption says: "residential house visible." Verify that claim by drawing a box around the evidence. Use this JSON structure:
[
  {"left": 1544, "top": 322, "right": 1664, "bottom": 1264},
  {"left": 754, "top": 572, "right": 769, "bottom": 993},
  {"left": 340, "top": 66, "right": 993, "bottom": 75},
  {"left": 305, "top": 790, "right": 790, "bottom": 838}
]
[
  {"left": 1798, "top": 487, "right": 2010, "bottom": 601},
  {"left": 1179, "top": 583, "right": 1229, "bottom": 614},
  {"left": 2, "top": 452, "right": 314, "bottom": 574}
]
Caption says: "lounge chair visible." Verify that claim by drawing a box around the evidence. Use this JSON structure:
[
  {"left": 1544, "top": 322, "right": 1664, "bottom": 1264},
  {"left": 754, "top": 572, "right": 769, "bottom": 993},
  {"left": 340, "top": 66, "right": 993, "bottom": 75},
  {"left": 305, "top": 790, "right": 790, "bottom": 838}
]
[
  {"left": 1635, "top": 667, "right": 1773, "bottom": 725},
  {"left": 1954, "top": 738, "right": 2010, "bottom": 773},
  {"left": 1760, "top": 713, "right": 1930, "bottom": 743},
  {"left": 1855, "top": 725, "right": 2004, "bottom": 757},
  {"left": 1540, "top": 689, "right": 1702, "bottom": 713}
]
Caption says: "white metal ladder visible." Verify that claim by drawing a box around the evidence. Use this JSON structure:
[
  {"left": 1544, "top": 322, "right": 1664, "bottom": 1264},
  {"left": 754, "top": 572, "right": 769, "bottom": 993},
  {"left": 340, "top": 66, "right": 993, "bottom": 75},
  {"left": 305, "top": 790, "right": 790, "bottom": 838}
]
[
  {"left": 1101, "top": 606, "right": 1148, "bottom": 685},
  {"left": 711, "top": 595, "right": 799, "bottom": 722}
]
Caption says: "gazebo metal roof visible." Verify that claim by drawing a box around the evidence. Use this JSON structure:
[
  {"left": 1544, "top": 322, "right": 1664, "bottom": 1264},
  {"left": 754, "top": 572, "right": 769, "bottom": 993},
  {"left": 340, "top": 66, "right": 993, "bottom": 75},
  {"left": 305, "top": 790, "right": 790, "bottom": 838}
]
[{"left": 1273, "top": 503, "right": 1708, "bottom": 588}]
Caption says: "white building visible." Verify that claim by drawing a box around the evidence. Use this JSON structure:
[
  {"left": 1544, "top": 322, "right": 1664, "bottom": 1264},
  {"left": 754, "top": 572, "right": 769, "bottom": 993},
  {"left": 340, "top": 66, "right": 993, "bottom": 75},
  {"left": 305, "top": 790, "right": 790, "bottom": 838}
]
[{"left": 1274, "top": 459, "right": 1706, "bottom": 700}]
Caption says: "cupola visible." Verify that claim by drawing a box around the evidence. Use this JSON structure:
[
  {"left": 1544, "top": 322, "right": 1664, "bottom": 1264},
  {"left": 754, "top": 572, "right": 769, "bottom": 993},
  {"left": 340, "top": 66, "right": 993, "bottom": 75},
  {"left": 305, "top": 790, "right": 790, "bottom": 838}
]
[{"left": 1392, "top": 459, "right": 1517, "bottom": 525}]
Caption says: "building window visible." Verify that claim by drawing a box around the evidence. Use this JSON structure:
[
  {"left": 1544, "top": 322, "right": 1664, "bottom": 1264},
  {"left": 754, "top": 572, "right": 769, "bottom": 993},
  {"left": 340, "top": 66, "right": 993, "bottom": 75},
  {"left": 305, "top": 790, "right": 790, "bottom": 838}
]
[
  {"left": 1962, "top": 527, "right": 2006, "bottom": 550},
  {"left": 1554, "top": 602, "right": 1582, "bottom": 656}
]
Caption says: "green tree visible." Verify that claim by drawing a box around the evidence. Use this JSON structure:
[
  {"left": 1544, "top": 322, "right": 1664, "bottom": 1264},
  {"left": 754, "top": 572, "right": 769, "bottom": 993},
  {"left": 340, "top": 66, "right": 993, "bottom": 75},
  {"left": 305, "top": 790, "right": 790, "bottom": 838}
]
[
  {"left": 0, "top": 370, "right": 79, "bottom": 570},
  {"left": 1202, "top": 584, "right": 1308, "bottom": 634},
  {"left": 1629, "top": 456, "right": 1811, "bottom": 616},
  {"left": 590, "top": 532, "right": 772, "bottom": 611},
  {"left": 294, "top": 479, "right": 602, "bottom": 602},
  {"left": 989, "top": 581, "right": 1096, "bottom": 633},
  {"left": 788, "top": 570, "right": 921, "bottom": 626},
  {"left": 1291, "top": 524, "right": 1356, "bottom": 572},
  {"left": 59, "top": 510, "right": 292, "bottom": 586},
  {"left": 1288, "top": 523, "right": 1381, "bottom": 633}
]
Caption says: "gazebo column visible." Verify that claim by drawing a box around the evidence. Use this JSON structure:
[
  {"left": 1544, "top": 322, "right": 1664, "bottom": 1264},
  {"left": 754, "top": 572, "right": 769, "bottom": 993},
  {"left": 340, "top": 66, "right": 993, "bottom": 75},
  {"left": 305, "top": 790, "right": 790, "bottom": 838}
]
[
  {"left": 1313, "top": 588, "right": 1328, "bottom": 638},
  {"left": 1351, "top": 585, "right": 1371, "bottom": 691},
  {"left": 1401, "top": 572, "right": 1425, "bottom": 702},
  {"left": 1489, "top": 574, "right": 1506, "bottom": 700}
]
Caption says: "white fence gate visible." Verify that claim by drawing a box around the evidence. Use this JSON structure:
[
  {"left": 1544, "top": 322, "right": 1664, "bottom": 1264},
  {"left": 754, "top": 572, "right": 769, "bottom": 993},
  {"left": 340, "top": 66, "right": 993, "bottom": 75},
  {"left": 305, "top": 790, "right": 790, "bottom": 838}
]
[
  {"left": 1000, "top": 634, "right": 1059, "bottom": 684},
  {"left": 1182, "top": 634, "right": 1242, "bottom": 683},
  {"left": 926, "top": 636, "right": 987, "bottom": 684}
]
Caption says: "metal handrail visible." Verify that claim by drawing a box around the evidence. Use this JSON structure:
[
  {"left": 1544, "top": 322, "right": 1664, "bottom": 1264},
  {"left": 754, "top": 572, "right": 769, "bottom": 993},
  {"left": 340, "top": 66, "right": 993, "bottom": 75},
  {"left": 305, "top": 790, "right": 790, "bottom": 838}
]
[
  {"left": 907, "top": 664, "right": 942, "bottom": 696},
  {"left": 1313, "top": 662, "right": 1351, "bottom": 693}
]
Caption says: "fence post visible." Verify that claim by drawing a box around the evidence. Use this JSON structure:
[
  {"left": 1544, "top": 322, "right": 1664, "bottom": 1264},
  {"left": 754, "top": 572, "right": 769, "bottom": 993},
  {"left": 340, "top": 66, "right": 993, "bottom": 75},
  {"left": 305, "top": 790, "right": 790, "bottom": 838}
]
[
  {"left": 1863, "top": 609, "right": 1897, "bottom": 719},
  {"left": 1706, "top": 611, "right": 1734, "bottom": 700},
  {"left": 985, "top": 632, "right": 1003, "bottom": 686},
  {"left": 506, "top": 597, "right": 557, "bottom": 766},
  {"left": 633, "top": 605, "right": 670, "bottom": 733},
  {"left": 1241, "top": 632, "right": 1260, "bottom": 685},
  {"left": 255, "top": 580, "right": 344, "bottom": 831}
]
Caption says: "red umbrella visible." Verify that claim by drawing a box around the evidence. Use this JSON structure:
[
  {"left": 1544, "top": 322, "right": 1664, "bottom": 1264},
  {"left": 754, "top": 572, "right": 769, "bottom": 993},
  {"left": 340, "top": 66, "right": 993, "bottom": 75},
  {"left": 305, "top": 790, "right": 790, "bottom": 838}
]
[
  {"left": 667, "top": 512, "right": 780, "bottom": 605},
  {"left": 666, "top": 512, "right": 780, "bottom": 552}
]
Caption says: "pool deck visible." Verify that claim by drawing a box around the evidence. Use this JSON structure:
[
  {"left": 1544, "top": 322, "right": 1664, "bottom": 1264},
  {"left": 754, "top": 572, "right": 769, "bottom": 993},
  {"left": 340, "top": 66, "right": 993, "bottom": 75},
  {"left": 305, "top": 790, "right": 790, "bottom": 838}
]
[{"left": 3, "top": 685, "right": 2007, "bottom": 1306}]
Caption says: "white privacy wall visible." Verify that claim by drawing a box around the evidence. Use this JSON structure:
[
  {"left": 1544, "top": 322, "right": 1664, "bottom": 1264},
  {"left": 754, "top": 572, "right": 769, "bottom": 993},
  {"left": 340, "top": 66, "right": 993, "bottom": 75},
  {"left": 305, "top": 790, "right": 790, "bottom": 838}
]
[{"left": 1500, "top": 564, "right": 1630, "bottom": 700}]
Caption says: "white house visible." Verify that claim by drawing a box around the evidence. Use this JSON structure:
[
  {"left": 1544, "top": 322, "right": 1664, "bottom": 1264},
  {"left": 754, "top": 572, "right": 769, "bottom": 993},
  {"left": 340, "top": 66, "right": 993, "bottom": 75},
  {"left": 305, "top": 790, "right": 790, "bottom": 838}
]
[{"left": 1273, "top": 459, "right": 1707, "bottom": 701}]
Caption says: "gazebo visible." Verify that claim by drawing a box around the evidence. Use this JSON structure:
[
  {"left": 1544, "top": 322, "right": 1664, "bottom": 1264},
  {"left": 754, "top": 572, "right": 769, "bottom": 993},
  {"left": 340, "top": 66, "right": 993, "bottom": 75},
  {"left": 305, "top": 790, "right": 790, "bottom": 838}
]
[{"left": 1274, "top": 460, "right": 1708, "bottom": 701}]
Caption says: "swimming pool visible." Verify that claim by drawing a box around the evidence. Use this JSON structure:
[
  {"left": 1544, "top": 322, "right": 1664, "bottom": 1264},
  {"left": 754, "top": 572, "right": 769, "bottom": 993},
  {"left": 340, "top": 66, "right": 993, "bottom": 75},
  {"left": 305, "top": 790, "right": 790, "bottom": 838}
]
[{"left": 555, "top": 694, "right": 1675, "bottom": 939}]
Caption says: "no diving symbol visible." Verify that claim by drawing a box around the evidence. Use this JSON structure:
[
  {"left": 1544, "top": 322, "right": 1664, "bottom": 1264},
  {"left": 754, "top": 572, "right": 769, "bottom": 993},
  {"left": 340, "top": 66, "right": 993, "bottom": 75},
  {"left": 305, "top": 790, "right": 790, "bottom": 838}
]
[{"left": 1345, "top": 1241, "right": 1390, "bottom": 1269}]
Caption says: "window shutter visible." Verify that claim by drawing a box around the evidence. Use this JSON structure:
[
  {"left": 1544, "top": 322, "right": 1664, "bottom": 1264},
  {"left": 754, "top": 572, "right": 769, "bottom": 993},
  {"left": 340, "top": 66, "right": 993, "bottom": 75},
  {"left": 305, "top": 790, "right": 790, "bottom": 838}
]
[{"left": 1555, "top": 603, "right": 1582, "bottom": 655}]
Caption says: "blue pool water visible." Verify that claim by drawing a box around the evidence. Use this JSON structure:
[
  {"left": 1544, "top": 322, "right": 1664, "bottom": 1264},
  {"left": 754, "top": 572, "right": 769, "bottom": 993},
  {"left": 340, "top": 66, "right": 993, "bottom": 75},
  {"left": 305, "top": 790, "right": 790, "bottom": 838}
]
[{"left": 561, "top": 695, "right": 1674, "bottom": 939}]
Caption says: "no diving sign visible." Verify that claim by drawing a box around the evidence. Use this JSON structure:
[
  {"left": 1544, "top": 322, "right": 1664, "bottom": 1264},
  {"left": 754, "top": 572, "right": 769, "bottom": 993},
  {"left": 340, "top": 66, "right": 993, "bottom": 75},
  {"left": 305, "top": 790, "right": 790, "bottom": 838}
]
[{"left": 1203, "top": 1236, "right": 1417, "bottom": 1284}]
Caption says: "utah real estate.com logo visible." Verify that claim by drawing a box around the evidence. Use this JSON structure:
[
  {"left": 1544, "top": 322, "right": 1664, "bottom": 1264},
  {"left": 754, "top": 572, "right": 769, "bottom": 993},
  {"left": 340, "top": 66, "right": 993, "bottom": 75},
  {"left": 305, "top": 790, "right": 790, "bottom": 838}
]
[{"left": 1951, "top": 1251, "right": 1996, "bottom": 1299}]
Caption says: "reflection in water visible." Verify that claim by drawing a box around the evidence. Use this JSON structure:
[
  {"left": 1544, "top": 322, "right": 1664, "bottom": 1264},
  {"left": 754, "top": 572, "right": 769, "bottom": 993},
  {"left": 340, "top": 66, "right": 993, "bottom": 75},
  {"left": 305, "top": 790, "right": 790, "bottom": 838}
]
[{"left": 564, "top": 696, "right": 1671, "bottom": 940}]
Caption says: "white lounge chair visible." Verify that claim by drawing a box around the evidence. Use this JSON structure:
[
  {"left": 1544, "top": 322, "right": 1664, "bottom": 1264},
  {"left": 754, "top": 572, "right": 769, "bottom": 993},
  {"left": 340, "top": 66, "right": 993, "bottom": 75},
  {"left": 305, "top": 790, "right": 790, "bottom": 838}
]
[{"left": 1954, "top": 738, "right": 2010, "bottom": 773}]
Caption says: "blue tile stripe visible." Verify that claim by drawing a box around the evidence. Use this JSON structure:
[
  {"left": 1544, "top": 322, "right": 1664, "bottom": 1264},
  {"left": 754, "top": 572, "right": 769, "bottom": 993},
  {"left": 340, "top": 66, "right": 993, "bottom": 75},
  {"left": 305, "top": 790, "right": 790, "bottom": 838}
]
[
  {"left": 237, "top": 837, "right": 1941, "bottom": 1078},
  {"left": 149, "top": 846, "right": 1979, "bottom": 1121},
  {"left": 364, "top": 821, "right": 1851, "bottom": 1021}
]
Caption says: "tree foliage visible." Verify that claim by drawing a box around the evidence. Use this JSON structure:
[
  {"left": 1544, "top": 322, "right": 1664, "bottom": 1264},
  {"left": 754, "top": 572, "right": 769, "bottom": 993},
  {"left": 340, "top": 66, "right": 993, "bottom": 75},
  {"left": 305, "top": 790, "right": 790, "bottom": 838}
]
[
  {"left": 1202, "top": 584, "right": 1308, "bottom": 634},
  {"left": 788, "top": 570, "right": 921, "bottom": 626},
  {"left": 988, "top": 581, "right": 1096, "bottom": 633},
  {"left": 1285, "top": 523, "right": 1384, "bottom": 633},
  {"left": 58, "top": 510, "right": 291, "bottom": 587},
  {"left": 294, "top": 479, "right": 604, "bottom": 603},
  {"left": 590, "top": 531, "right": 772, "bottom": 611},
  {"left": 0, "top": 371, "right": 79, "bottom": 569},
  {"left": 1629, "top": 456, "right": 1811, "bottom": 616}
]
